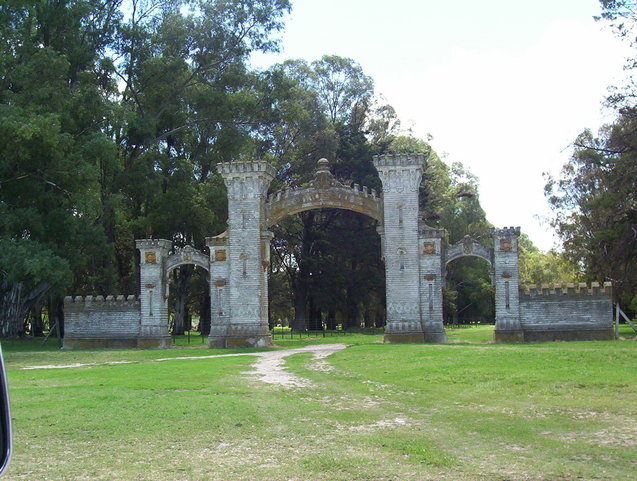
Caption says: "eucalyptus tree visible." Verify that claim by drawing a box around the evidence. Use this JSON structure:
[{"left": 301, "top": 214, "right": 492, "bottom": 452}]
[
  {"left": 0, "top": 0, "right": 293, "bottom": 336},
  {"left": 0, "top": 0, "right": 124, "bottom": 335}
]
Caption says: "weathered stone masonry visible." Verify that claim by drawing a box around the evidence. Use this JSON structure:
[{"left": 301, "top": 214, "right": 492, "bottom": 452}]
[
  {"left": 63, "top": 295, "right": 144, "bottom": 349},
  {"left": 519, "top": 282, "right": 613, "bottom": 341},
  {"left": 63, "top": 154, "right": 615, "bottom": 348}
]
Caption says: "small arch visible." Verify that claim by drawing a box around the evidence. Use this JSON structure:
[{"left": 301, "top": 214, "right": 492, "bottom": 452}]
[
  {"left": 444, "top": 236, "right": 493, "bottom": 267},
  {"left": 165, "top": 246, "right": 210, "bottom": 276}
]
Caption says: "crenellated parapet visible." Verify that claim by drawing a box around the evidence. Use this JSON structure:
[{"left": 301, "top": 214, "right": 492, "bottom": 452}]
[
  {"left": 63, "top": 294, "right": 146, "bottom": 348},
  {"left": 521, "top": 282, "right": 613, "bottom": 298},
  {"left": 372, "top": 153, "right": 426, "bottom": 167},
  {"left": 64, "top": 295, "right": 139, "bottom": 305},
  {"left": 217, "top": 160, "right": 275, "bottom": 200},
  {"left": 264, "top": 159, "right": 383, "bottom": 227},
  {"left": 373, "top": 154, "right": 425, "bottom": 193},
  {"left": 519, "top": 281, "right": 614, "bottom": 341},
  {"left": 135, "top": 239, "right": 172, "bottom": 250}
]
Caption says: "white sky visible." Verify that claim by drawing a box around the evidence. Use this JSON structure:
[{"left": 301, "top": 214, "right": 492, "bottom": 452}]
[{"left": 251, "top": 0, "right": 630, "bottom": 251}]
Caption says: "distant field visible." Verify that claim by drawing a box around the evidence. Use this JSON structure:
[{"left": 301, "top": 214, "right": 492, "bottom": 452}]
[{"left": 1, "top": 327, "right": 635, "bottom": 480}]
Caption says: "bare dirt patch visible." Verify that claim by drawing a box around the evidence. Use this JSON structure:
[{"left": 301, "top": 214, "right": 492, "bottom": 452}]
[{"left": 22, "top": 343, "right": 349, "bottom": 389}]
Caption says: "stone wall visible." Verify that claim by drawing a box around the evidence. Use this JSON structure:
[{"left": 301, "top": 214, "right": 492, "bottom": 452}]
[
  {"left": 519, "top": 282, "right": 613, "bottom": 341},
  {"left": 63, "top": 296, "right": 149, "bottom": 349},
  {"left": 63, "top": 295, "right": 169, "bottom": 349}
]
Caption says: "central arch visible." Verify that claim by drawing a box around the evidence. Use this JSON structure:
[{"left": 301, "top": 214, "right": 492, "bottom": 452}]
[
  {"left": 197, "top": 155, "right": 524, "bottom": 348},
  {"left": 208, "top": 155, "right": 430, "bottom": 348},
  {"left": 264, "top": 159, "right": 383, "bottom": 227}
]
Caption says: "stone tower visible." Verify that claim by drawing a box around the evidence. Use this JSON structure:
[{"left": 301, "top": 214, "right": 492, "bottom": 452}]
[
  {"left": 135, "top": 239, "right": 172, "bottom": 348},
  {"left": 212, "top": 161, "right": 275, "bottom": 348},
  {"left": 491, "top": 227, "right": 523, "bottom": 342},
  {"left": 373, "top": 154, "right": 427, "bottom": 342}
]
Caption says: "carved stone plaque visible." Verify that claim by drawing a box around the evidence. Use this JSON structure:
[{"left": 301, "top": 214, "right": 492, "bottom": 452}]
[
  {"left": 215, "top": 280, "right": 226, "bottom": 287},
  {"left": 423, "top": 242, "right": 436, "bottom": 255},
  {"left": 215, "top": 249, "right": 227, "bottom": 262},
  {"left": 500, "top": 238, "right": 512, "bottom": 252},
  {"left": 145, "top": 252, "right": 156, "bottom": 264}
]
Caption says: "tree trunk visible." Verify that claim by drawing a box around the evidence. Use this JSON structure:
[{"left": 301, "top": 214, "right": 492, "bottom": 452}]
[
  {"left": 364, "top": 308, "right": 372, "bottom": 328},
  {"left": 172, "top": 267, "right": 193, "bottom": 335},
  {"left": 292, "top": 284, "right": 307, "bottom": 331},
  {"left": 199, "top": 294, "right": 211, "bottom": 336},
  {"left": 30, "top": 304, "right": 44, "bottom": 337},
  {"left": 326, "top": 308, "right": 336, "bottom": 330},
  {"left": 0, "top": 280, "right": 51, "bottom": 338}
]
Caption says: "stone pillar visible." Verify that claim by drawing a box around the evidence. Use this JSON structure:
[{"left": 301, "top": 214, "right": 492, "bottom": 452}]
[
  {"left": 419, "top": 226, "right": 447, "bottom": 343},
  {"left": 491, "top": 227, "right": 523, "bottom": 342},
  {"left": 217, "top": 161, "right": 275, "bottom": 348},
  {"left": 135, "top": 239, "right": 172, "bottom": 348},
  {"left": 206, "top": 233, "right": 230, "bottom": 348},
  {"left": 373, "top": 154, "right": 426, "bottom": 343}
]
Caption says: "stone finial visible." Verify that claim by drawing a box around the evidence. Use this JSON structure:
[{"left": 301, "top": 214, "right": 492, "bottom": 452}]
[{"left": 309, "top": 158, "right": 345, "bottom": 189}]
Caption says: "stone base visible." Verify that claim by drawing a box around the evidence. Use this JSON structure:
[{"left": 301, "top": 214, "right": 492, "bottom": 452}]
[
  {"left": 523, "top": 328, "right": 614, "bottom": 343},
  {"left": 384, "top": 332, "right": 426, "bottom": 343},
  {"left": 423, "top": 330, "right": 447, "bottom": 344},
  {"left": 208, "top": 334, "right": 273, "bottom": 349},
  {"left": 494, "top": 330, "right": 524, "bottom": 343},
  {"left": 62, "top": 336, "right": 172, "bottom": 350}
]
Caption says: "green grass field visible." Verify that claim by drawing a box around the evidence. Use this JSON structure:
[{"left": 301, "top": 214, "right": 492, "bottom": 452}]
[{"left": 1, "top": 326, "right": 636, "bottom": 480}]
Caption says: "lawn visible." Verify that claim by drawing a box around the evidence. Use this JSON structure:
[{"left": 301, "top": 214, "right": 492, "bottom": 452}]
[{"left": 1, "top": 326, "right": 635, "bottom": 480}]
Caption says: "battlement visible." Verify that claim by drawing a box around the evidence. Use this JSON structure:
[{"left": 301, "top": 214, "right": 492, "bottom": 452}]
[
  {"left": 490, "top": 226, "right": 521, "bottom": 237},
  {"left": 521, "top": 282, "right": 612, "bottom": 297},
  {"left": 419, "top": 223, "right": 446, "bottom": 238},
  {"left": 135, "top": 239, "right": 172, "bottom": 250},
  {"left": 266, "top": 182, "right": 380, "bottom": 204},
  {"left": 217, "top": 160, "right": 276, "bottom": 178},
  {"left": 373, "top": 153, "right": 426, "bottom": 167},
  {"left": 64, "top": 295, "right": 139, "bottom": 306}
]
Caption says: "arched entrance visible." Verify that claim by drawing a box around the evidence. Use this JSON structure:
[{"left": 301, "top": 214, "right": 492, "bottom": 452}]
[
  {"left": 136, "top": 155, "right": 523, "bottom": 348},
  {"left": 419, "top": 228, "right": 523, "bottom": 342},
  {"left": 444, "top": 236, "right": 495, "bottom": 325},
  {"left": 207, "top": 155, "right": 432, "bottom": 348},
  {"left": 135, "top": 241, "right": 211, "bottom": 345}
]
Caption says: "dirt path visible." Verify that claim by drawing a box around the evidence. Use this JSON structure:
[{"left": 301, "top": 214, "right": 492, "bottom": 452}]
[
  {"left": 249, "top": 343, "right": 348, "bottom": 388},
  {"left": 22, "top": 343, "right": 349, "bottom": 388}
]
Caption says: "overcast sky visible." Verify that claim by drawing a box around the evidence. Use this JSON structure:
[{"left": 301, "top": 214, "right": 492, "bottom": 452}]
[{"left": 251, "top": 0, "right": 629, "bottom": 250}]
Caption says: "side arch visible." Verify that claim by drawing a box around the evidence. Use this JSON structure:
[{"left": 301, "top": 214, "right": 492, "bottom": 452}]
[
  {"left": 165, "top": 245, "right": 210, "bottom": 275},
  {"left": 445, "top": 236, "right": 493, "bottom": 267}
]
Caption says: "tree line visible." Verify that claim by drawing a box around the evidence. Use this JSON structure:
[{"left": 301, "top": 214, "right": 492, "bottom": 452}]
[{"left": 0, "top": 0, "right": 632, "bottom": 338}]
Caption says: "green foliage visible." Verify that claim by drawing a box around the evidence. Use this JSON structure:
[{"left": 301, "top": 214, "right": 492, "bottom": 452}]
[
  {"left": 518, "top": 233, "right": 582, "bottom": 286},
  {"left": 0, "top": 0, "right": 293, "bottom": 333},
  {"left": 546, "top": 119, "right": 637, "bottom": 307}
]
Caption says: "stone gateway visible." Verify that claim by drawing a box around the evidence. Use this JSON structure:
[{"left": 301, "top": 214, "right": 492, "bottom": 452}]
[{"left": 62, "top": 155, "right": 614, "bottom": 349}]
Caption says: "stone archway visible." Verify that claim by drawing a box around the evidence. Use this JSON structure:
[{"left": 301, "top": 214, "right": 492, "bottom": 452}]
[
  {"left": 136, "top": 155, "right": 522, "bottom": 348},
  {"left": 419, "top": 227, "right": 523, "bottom": 342},
  {"left": 135, "top": 241, "right": 211, "bottom": 344},
  {"left": 209, "top": 155, "right": 429, "bottom": 348}
]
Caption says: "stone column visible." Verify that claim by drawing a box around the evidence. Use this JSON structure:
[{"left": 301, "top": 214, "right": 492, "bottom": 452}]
[
  {"left": 373, "top": 154, "right": 426, "bottom": 343},
  {"left": 491, "top": 227, "right": 523, "bottom": 342},
  {"left": 419, "top": 226, "right": 447, "bottom": 343},
  {"left": 135, "top": 239, "right": 172, "bottom": 348},
  {"left": 206, "top": 233, "right": 230, "bottom": 348},
  {"left": 217, "top": 161, "right": 275, "bottom": 348}
]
